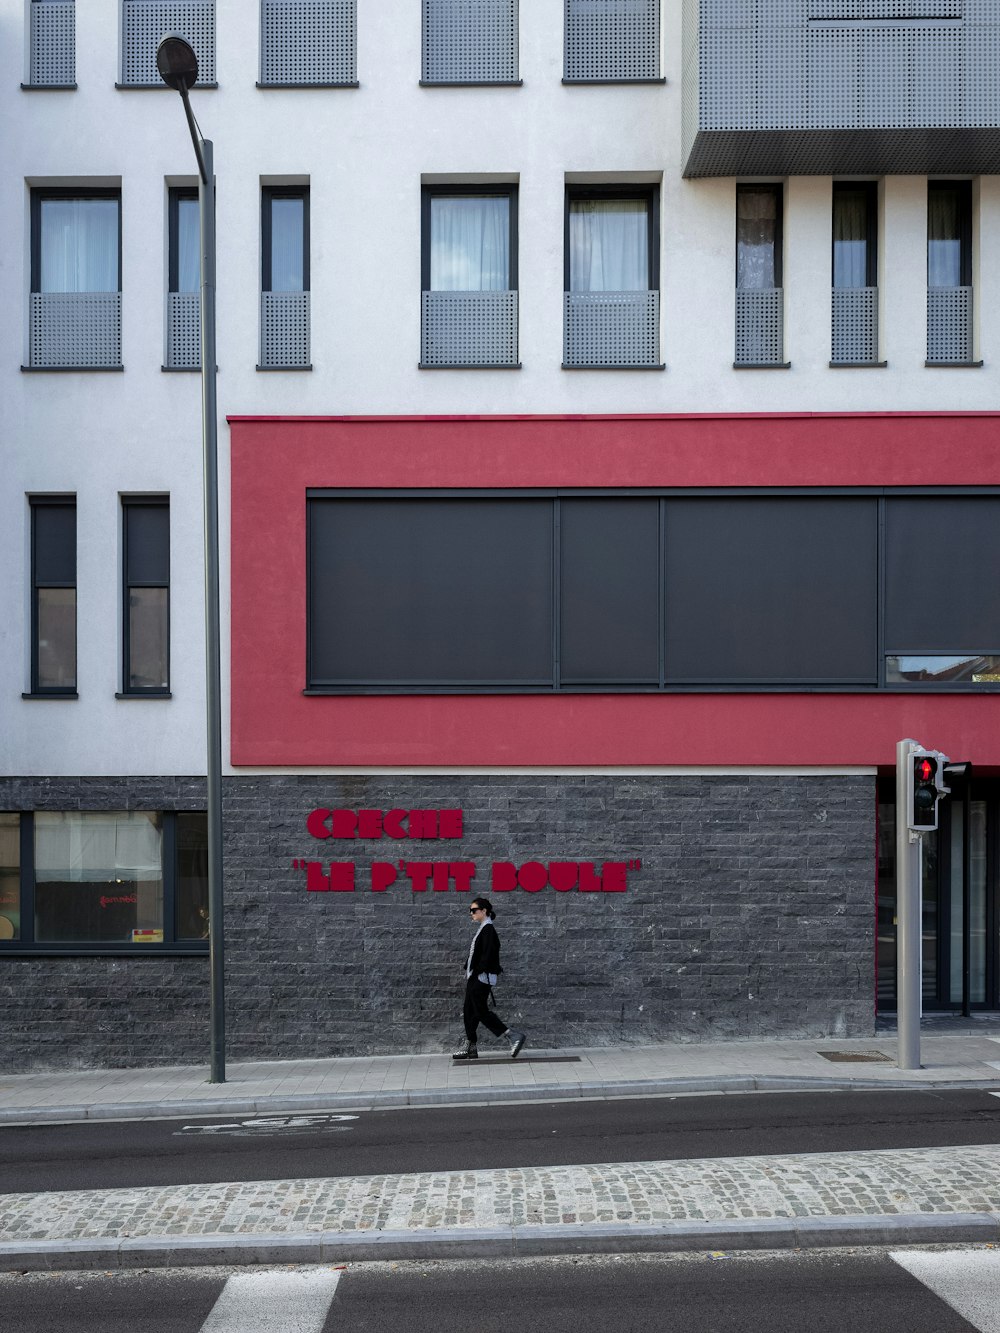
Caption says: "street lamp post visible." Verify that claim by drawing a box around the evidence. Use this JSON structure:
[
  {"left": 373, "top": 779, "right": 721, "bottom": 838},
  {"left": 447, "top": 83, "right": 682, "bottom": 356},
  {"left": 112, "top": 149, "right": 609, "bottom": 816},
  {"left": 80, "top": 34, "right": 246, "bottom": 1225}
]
[{"left": 157, "top": 34, "right": 225, "bottom": 1084}]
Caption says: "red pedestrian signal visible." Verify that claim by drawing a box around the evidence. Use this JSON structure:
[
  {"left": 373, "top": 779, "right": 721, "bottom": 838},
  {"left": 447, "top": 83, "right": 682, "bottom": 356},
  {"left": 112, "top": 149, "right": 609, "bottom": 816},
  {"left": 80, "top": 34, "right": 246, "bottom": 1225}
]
[{"left": 908, "top": 751, "right": 947, "bottom": 832}]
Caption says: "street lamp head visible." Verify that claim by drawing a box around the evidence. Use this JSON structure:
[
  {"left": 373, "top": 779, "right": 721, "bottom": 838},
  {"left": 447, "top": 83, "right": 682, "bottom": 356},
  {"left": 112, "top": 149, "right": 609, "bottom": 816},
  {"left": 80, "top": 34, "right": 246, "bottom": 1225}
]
[{"left": 156, "top": 33, "right": 199, "bottom": 91}]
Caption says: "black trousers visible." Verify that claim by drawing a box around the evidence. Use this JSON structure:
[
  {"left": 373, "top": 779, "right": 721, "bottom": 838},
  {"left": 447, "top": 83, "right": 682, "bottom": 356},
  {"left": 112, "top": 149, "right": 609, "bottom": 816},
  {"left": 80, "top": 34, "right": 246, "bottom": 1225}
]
[{"left": 464, "top": 977, "right": 507, "bottom": 1043}]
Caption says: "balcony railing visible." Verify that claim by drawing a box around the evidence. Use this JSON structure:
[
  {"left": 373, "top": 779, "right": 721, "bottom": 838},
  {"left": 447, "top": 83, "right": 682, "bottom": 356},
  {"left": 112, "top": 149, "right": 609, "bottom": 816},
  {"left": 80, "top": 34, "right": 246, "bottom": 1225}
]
[
  {"left": 735, "top": 288, "right": 784, "bottom": 366},
  {"left": 563, "top": 290, "right": 660, "bottom": 368},
  {"left": 121, "top": 1, "right": 215, "bottom": 86},
  {"left": 831, "top": 287, "right": 879, "bottom": 365},
  {"left": 165, "top": 293, "right": 201, "bottom": 369},
  {"left": 260, "top": 291, "right": 311, "bottom": 368},
  {"left": 927, "top": 286, "right": 973, "bottom": 364},
  {"left": 422, "top": 0, "right": 518, "bottom": 83},
  {"left": 420, "top": 290, "right": 519, "bottom": 367},
  {"left": 29, "top": 293, "right": 122, "bottom": 369},
  {"left": 564, "top": 0, "right": 660, "bottom": 81},
  {"left": 260, "top": 0, "right": 357, "bottom": 85},
  {"left": 29, "top": 0, "right": 75, "bottom": 86}
]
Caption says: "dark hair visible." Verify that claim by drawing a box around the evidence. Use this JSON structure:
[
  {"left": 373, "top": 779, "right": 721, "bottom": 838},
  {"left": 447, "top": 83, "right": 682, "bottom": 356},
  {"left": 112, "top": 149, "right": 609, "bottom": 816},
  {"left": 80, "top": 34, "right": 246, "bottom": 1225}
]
[{"left": 471, "top": 897, "right": 495, "bottom": 920}]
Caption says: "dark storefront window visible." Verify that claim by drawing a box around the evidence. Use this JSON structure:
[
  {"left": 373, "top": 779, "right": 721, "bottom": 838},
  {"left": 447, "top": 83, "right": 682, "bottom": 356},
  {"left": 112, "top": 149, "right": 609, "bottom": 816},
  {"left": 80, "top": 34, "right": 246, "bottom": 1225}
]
[
  {"left": 0, "top": 811, "right": 207, "bottom": 953},
  {"left": 306, "top": 491, "right": 1000, "bottom": 694}
]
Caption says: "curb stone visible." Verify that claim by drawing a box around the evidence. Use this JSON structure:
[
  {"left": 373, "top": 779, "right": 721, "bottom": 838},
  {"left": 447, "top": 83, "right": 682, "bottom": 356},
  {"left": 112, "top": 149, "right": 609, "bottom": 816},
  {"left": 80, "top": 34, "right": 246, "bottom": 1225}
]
[
  {"left": 2, "top": 1074, "right": 1000, "bottom": 1125},
  {"left": 1, "top": 1213, "right": 998, "bottom": 1273}
]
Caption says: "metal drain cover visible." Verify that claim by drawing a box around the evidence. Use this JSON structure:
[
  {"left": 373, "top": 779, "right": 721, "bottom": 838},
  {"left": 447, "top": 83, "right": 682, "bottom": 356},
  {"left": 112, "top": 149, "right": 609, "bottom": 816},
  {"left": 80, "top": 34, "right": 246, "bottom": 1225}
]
[{"left": 818, "top": 1050, "right": 892, "bottom": 1063}]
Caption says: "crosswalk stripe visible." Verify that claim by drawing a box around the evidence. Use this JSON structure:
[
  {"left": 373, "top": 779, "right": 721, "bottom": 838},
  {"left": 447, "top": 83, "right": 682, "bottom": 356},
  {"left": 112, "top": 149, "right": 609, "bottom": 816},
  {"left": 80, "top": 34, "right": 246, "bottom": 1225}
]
[
  {"left": 199, "top": 1268, "right": 342, "bottom": 1333},
  {"left": 891, "top": 1249, "right": 1000, "bottom": 1333}
]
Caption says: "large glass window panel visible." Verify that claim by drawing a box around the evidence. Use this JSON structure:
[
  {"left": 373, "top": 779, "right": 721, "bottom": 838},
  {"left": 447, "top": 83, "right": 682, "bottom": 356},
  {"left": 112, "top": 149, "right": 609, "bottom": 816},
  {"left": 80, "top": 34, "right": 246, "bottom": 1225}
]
[
  {"left": 885, "top": 497, "right": 1000, "bottom": 654},
  {"left": 128, "top": 587, "right": 169, "bottom": 690},
  {"left": 34, "top": 812, "right": 163, "bottom": 943},
  {"left": 308, "top": 498, "right": 552, "bottom": 685},
  {"left": 569, "top": 198, "right": 650, "bottom": 292},
  {"left": 37, "top": 588, "right": 77, "bottom": 690},
  {"left": 267, "top": 195, "right": 306, "bottom": 292},
  {"left": 175, "top": 813, "right": 209, "bottom": 940},
  {"left": 832, "top": 184, "right": 874, "bottom": 288},
  {"left": 928, "top": 182, "right": 970, "bottom": 288},
  {"left": 663, "top": 498, "right": 878, "bottom": 683},
  {"left": 38, "top": 197, "right": 118, "bottom": 293},
  {"left": 0, "top": 815, "right": 19, "bottom": 942},
  {"left": 560, "top": 499, "right": 659, "bottom": 683},
  {"left": 430, "top": 195, "right": 511, "bottom": 291},
  {"left": 736, "top": 187, "right": 779, "bottom": 290},
  {"left": 172, "top": 194, "right": 200, "bottom": 293}
]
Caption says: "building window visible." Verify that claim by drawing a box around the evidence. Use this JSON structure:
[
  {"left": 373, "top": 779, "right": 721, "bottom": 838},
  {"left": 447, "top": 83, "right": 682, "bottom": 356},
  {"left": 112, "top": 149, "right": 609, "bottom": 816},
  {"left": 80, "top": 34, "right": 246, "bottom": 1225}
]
[
  {"left": 120, "top": 0, "right": 216, "bottom": 88},
  {"left": 422, "top": 0, "right": 518, "bottom": 85},
  {"left": 0, "top": 811, "right": 208, "bottom": 951},
  {"left": 165, "top": 188, "right": 200, "bottom": 370},
  {"left": 29, "top": 190, "right": 121, "bottom": 369},
  {"left": 27, "top": 0, "right": 76, "bottom": 88},
  {"left": 734, "top": 184, "right": 785, "bottom": 367},
  {"left": 927, "top": 180, "right": 974, "bottom": 365},
  {"left": 30, "top": 498, "right": 76, "bottom": 696},
  {"left": 831, "top": 181, "right": 879, "bottom": 365},
  {"left": 563, "top": 187, "right": 661, "bottom": 368},
  {"left": 260, "top": 187, "right": 311, "bottom": 369},
  {"left": 564, "top": 0, "right": 660, "bottom": 82},
  {"left": 122, "top": 499, "right": 170, "bottom": 695},
  {"left": 420, "top": 187, "right": 519, "bottom": 368},
  {"left": 260, "top": 0, "right": 358, "bottom": 87}
]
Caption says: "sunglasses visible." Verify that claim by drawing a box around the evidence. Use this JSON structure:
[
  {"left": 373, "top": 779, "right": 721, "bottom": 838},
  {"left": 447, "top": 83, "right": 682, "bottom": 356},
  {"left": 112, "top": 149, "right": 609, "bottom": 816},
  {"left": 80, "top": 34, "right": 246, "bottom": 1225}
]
[{"left": 469, "top": 907, "right": 483, "bottom": 914}]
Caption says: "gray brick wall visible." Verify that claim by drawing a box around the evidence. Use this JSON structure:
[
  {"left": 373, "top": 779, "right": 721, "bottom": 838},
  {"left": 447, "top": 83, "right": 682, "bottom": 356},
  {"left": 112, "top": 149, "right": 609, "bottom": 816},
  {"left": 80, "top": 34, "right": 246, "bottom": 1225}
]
[{"left": 0, "top": 773, "right": 876, "bottom": 1070}]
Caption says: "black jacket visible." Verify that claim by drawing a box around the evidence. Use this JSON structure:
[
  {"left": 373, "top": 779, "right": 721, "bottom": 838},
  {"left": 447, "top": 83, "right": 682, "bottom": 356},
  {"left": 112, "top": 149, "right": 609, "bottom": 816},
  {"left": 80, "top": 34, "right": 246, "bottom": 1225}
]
[{"left": 468, "top": 921, "right": 502, "bottom": 979}]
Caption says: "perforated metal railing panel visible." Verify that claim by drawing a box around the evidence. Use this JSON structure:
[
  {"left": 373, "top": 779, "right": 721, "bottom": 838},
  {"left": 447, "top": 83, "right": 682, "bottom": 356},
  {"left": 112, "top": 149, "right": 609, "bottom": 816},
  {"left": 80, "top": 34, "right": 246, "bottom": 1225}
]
[
  {"left": 563, "top": 291, "right": 660, "bottom": 366},
  {"left": 927, "top": 286, "right": 973, "bottom": 362},
  {"left": 422, "top": 0, "right": 518, "bottom": 82},
  {"left": 121, "top": 1, "right": 215, "bottom": 86},
  {"left": 30, "top": 293, "right": 122, "bottom": 368},
  {"left": 29, "top": 1, "right": 75, "bottom": 85},
  {"left": 260, "top": 291, "right": 310, "bottom": 367},
  {"left": 831, "top": 286, "right": 879, "bottom": 363},
  {"left": 261, "top": 0, "right": 357, "bottom": 84},
  {"left": 735, "top": 288, "right": 784, "bottom": 364},
  {"left": 808, "top": 1, "right": 962, "bottom": 15},
  {"left": 565, "top": 0, "right": 660, "bottom": 80},
  {"left": 166, "top": 293, "right": 201, "bottom": 368},
  {"left": 421, "top": 291, "right": 519, "bottom": 365}
]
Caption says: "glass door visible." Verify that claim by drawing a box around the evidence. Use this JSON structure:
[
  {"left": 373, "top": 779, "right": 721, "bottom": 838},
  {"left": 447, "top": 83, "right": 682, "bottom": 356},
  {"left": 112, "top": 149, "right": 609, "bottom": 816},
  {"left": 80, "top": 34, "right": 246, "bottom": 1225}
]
[{"left": 877, "top": 779, "right": 998, "bottom": 1012}]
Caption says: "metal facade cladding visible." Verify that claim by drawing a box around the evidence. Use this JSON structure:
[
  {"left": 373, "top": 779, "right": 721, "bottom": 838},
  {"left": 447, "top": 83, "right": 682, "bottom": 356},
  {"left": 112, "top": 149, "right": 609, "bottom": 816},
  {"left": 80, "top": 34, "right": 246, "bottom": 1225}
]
[{"left": 228, "top": 412, "right": 1000, "bottom": 770}]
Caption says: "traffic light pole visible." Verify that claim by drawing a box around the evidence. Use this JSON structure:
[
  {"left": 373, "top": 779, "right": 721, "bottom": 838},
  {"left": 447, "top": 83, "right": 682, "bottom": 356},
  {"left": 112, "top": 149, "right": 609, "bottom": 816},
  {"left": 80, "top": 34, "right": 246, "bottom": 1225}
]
[{"left": 896, "top": 738, "right": 922, "bottom": 1070}]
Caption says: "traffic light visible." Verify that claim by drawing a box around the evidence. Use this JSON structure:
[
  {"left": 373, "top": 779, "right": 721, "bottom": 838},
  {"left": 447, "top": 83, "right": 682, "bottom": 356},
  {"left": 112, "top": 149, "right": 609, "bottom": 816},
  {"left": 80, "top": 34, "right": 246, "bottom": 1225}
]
[{"left": 907, "top": 750, "right": 949, "bottom": 832}]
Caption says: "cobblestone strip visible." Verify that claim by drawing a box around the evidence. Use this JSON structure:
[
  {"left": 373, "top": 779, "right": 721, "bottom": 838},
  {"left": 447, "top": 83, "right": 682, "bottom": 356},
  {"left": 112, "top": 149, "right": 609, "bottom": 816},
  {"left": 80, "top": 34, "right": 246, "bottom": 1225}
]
[{"left": 3, "top": 1146, "right": 1000, "bottom": 1244}]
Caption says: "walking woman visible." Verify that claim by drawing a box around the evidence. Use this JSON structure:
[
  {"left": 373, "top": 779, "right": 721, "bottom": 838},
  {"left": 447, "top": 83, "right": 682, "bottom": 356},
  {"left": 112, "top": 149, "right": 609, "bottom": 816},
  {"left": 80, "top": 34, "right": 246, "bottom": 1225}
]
[{"left": 453, "top": 897, "right": 526, "bottom": 1061}]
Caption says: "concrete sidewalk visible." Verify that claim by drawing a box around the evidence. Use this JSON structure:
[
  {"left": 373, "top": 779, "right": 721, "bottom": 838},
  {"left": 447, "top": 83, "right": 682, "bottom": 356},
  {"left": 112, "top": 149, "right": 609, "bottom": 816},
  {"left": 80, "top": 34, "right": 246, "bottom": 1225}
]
[{"left": 2, "top": 1025, "right": 1000, "bottom": 1125}]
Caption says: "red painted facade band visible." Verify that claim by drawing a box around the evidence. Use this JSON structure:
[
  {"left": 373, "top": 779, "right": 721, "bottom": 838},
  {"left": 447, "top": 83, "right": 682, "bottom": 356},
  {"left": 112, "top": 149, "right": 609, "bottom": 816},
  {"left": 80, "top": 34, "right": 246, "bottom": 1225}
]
[{"left": 229, "top": 413, "right": 1000, "bottom": 770}]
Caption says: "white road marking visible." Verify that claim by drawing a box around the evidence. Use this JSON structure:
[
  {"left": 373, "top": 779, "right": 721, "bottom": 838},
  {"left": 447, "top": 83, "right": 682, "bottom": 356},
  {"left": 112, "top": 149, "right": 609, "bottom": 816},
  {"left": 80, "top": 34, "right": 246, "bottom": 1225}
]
[
  {"left": 176, "top": 1113, "right": 359, "bottom": 1137},
  {"left": 199, "top": 1268, "right": 342, "bottom": 1333},
  {"left": 891, "top": 1249, "right": 1000, "bottom": 1332},
  {"left": 989, "top": 1091, "right": 1000, "bottom": 1100}
]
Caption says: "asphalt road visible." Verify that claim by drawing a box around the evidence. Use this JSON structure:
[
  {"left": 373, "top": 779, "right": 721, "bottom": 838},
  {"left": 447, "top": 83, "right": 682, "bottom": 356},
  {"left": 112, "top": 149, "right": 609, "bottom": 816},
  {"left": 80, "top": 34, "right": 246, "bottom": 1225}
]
[
  {"left": 1, "top": 1088, "right": 999, "bottom": 1193},
  {"left": 0, "top": 1250, "right": 995, "bottom": 1333}
]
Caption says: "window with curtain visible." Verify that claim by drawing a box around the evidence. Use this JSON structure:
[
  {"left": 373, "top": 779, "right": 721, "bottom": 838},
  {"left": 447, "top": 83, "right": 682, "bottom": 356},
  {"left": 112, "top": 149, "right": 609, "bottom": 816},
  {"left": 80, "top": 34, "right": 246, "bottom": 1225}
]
[
  {"left": 169, "top": 189, "right": 199, "bottom": 294},
  {"left": 262, "top": 188, "right": 309, "bottom": 292},
  {"left": 425, "top": 192, "right": 513, "bottom": 291},
  {"left": 31, "top": 193, "right": 119, "bottom": 293},
  {"left": 832, "top": 183, "right": 876, "bottom": 288},
  {"left": 567, "top": 196, "right": 652, "bottom": 292},
  {"left": 736, "top": 186, "right": 781, "bottom": 290},
  {"left": 928, "top": 181, "right": 971, "bottom": 288}
]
